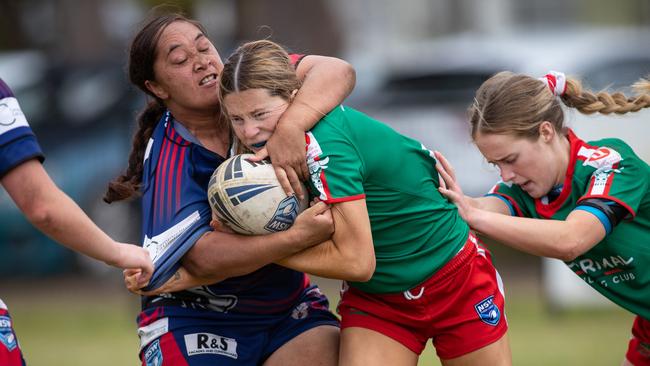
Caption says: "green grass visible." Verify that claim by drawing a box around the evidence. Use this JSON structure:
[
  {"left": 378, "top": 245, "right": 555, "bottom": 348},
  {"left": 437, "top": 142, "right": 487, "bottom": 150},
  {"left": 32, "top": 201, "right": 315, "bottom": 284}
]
[{"left": 4, "top": 276, "right": 633, "bottom": 365}]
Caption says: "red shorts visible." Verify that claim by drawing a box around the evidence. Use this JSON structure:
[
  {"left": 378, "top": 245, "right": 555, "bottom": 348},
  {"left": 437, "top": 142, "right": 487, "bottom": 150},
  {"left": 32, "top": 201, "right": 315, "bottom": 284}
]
[
  {"left": 0, "top": 300, "right": 25, "bottom": 366},
  {"left": 337, "top": 233, "right": 507, "bottom": 359},
  {"left": 626, "top": 316, "right": 650, "bottom": 366}
]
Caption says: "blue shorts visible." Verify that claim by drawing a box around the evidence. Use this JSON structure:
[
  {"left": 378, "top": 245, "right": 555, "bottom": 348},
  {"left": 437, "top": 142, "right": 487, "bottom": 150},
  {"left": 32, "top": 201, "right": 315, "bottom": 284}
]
[
  {"left": 0, "top": 299, "right": 26, "bottom": 366},
  {"left": 138, "top": 285, "right": 339, "bottom": 365}
]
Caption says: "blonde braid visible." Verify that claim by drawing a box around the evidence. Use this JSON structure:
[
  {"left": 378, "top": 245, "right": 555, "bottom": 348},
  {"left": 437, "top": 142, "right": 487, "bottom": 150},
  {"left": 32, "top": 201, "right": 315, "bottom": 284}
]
[{"left": 562, "top": 77, "right": 650, "bottom": 115}]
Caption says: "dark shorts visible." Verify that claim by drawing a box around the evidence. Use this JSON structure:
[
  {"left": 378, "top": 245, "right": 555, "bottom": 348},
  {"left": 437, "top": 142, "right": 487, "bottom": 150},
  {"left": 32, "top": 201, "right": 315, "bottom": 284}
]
[
  {"left": 337, "top": 233, "right": 508, "bottom": 359},
  {"left": 0, "top": 300, "right": 26, "bottom": 366},
  {"left": 627, "top": 316, "right": 650, "bottom": 366},
  {"left": 138, "top": 285, "right": 339, "bottom": 366}
]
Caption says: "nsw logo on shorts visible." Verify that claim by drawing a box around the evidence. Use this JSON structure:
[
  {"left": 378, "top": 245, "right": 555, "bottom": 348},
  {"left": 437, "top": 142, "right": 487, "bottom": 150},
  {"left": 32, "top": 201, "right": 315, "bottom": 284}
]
[
  {"left": 144, "top": 339, "right": 163, "bottom": 366},
  {"left": 0, "top": 315, "right": 17, "bottom": 351},
  {"left": 474, "top": 295, "right": 501, "bottom": 326}
]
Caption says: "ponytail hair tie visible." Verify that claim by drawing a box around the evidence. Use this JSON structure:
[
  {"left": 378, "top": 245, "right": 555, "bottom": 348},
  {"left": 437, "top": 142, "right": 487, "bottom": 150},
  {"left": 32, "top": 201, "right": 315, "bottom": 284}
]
[{"left": 539, "top": 71, "right": 567, "bottom": 97}]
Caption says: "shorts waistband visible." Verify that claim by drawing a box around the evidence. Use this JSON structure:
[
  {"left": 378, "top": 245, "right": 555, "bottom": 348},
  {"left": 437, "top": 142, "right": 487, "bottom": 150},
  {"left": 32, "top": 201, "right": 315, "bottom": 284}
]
[{"left": 418, "top": 232, "right": 478, "bottom": 287}]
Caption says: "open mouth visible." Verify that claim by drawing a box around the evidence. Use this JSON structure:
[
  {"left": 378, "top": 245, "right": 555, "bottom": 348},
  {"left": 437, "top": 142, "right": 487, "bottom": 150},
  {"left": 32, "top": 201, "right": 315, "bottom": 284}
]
[{"left": 199, "top": 74, "right": 217, "bottom": 86}]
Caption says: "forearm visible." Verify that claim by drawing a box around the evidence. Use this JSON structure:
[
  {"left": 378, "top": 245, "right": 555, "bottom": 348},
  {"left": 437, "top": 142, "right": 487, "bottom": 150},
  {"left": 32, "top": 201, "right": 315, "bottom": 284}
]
[
  {"left": 285, "top": 56, "right": 355, "bottom": 131},
  {"left": 3, "top": 161, "right": 120, "bottom": 265},
  {"left": 470, "top": 209, "right": 589, "bottom": 260},
  {"left": 182, "top": 228, "right": 310, "bottom": 280},
  {"left": 276, "top": 238, "right": 374, "bottom": 282},
  {"left": 33, "top": 189, "right": 119, "bottom": 264}
]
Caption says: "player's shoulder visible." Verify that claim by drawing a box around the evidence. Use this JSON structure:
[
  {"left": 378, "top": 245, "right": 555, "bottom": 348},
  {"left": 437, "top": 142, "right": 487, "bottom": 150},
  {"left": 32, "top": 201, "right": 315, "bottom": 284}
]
[{"left": 0, "top": 78, "right": 16, "bottom": 99}]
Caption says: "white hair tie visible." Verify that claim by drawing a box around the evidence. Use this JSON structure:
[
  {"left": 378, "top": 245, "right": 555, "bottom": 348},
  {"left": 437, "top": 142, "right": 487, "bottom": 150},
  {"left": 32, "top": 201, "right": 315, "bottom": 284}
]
[{"left": 539, "top": 71, "right": 567, "bottom": 97}]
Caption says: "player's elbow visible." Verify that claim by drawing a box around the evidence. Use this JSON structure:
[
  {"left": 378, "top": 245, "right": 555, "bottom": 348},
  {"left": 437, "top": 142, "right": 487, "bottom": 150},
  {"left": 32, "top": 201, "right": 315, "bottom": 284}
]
[
  {"left": 24, "top": 200, "right": 56, "bottom": 231},
  {"left": 182, "top": 249, "right": 219, "bottom": 279},
  {"left": 554, "top": 235, "right": 588, "bottom": 262},
  {"left": 342, "top": 247, "right": 375, "bottom": 282}
]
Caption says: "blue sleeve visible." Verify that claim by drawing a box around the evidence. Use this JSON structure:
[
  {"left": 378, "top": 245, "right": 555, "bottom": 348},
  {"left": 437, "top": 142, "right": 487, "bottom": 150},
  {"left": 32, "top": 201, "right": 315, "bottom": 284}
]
[
  {"left": 0, "top": 131, "right": 44, "bottom": 178},
  {"left": 574, "top": 198, "right": 628, "bottom": 236},
  {"left": 574, "top": 206, "right": 612, "bottom": 235},
  {"left": 142, "top": 204, "right": 212, "bottom": 291},
  {"left": 0, "top": 78, "right": 45, "bottom": 177}
]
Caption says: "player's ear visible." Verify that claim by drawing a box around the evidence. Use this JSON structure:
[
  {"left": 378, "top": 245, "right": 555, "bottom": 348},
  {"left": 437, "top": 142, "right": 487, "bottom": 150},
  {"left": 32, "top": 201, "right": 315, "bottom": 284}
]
[
  {"left": 145, "top": 80, "right": 169, "bottom": 100},
  {"left": 538, "top": 121, "right": 556, "bottom": 143}
]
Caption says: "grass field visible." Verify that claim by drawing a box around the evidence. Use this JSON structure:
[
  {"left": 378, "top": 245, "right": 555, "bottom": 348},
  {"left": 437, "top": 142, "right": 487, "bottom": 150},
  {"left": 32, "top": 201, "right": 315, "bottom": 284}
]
[{"left": 3, "top": 274, "right": 633, "bottom": 366}]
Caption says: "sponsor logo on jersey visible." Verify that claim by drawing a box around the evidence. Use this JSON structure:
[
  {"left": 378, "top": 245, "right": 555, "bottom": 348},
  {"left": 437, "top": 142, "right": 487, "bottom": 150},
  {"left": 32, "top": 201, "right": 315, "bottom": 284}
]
[
  {"left": 264, "top": 195, "right": 300, "bottom": 232},
  {"left": 184, "top": 333, "right": 238, "bottom": 359},
  {"left": 0, "top": 315, "right": 17, "bottom": 351},
  {"left": 578, "top": 146, "right": 622, "bottom": 170},
  {"left": 0, "top": 97, "right": 29, "bottom": 134},
  {"left": 291, "top": 302, "right": 310, "bottom": 319},
  {"left": 474, "top": 295, "right": 501, "bottom": 326},
  {"left": 184, "top": 287, "right": 239, "bottom": 312},
  {"left": 144, "top": 339, "right": 163, "bottom": 366},
  {"left": 568, "top": 255, "right": 634, "bottom": 275},
  {"left": 143, "top": 211, "right": 201, "bottom": 264},
  {"left": 138, "top": 318, "right": 169, "bottom": 351},
  {"left": 305, "top": 132, "right": 330, "bottom": 200}
]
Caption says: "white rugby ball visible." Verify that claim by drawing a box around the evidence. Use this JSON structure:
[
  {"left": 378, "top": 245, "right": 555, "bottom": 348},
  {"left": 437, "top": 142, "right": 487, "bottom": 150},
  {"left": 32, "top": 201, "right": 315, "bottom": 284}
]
[{"left": 207, "top": 154, "right": 309, "bottom": 235}]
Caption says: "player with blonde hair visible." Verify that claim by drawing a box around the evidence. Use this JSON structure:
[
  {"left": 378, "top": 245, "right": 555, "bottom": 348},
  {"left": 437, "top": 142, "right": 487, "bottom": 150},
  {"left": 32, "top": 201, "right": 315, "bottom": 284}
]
[{"left": 435, "top": 71, "right": 650, "bottom": 366}]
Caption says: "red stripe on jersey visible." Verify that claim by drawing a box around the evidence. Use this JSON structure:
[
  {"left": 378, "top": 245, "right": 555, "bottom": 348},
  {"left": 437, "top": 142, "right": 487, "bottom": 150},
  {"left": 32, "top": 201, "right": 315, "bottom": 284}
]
[
  {"left": 166, "top": 131, "right": 180, "bottom": 218},
  {"left": 159, "top": 133, "right": 173, "bottom": 222},
  {"left": 323, "top": 194, "right": 366, "bottom": 204},
  {"left": 138, "top": 307, "right": 165, "bottom": 327},
  {"left": 535, "top": 130, "right": 584, "bottom": 218},
  {"left": 153, "top": 138, "right": 166, "bottom": 227},
  {"left": 176, "top": 146, "right": 186, "bottom": 209}
]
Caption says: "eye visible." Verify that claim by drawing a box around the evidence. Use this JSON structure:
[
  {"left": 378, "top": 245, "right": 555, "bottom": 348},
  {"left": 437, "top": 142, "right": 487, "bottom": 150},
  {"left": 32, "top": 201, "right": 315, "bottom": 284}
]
[
  {"left": 253, "top": 111, "right": 268, "bottom": 120},
  {"left": 230, "top": 116, "right": 243, "bottom": 125}
]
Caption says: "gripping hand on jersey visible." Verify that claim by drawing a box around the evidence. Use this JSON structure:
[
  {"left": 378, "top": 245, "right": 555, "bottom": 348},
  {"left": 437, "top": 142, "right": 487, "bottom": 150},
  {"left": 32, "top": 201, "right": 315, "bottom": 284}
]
[{"left": 434, "top": 151, "right": 476, "bottom": 224}]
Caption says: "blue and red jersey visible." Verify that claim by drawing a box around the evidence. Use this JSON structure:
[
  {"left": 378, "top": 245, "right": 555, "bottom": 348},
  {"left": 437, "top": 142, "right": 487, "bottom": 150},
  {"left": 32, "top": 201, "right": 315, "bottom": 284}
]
[
  {"left": 140, "top": 111, "right": 307, "bottom": 316},
  {"left": 0, "top": 78, "right": 43, "bottom": 177}
]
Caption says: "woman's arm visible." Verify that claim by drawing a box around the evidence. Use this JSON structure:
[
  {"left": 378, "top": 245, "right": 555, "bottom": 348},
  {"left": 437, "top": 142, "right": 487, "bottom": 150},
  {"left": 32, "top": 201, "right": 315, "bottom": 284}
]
[
  {"left": 276, "top": 199, "right": 376, "bottom": 281},
  {"left": 254, "top": 55, "right": 356, "bottom": 197},
  {"left": 2, "top": 160, "right": 153, "bottom": 285},
  {"left": 181, "top": 201, "right": 334, "bottom": 280},
  {"left": 434, "top": 151, "right": 606, "bottom": 260},
  {"left": 466, "top": 208, "right": 606, "bottom": 261}
]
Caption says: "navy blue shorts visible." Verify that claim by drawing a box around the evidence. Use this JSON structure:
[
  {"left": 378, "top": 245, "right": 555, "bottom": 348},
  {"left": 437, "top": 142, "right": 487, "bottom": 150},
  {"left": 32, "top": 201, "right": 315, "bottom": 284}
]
[{"left": 138, "top": 285, "right": 339, "bottom": 365}]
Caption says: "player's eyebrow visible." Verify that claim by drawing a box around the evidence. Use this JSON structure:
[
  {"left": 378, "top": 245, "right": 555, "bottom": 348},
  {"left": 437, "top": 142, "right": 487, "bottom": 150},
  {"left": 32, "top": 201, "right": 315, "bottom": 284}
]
[{"left": 167, "top": 32, "right": 205, "bottom": 55}]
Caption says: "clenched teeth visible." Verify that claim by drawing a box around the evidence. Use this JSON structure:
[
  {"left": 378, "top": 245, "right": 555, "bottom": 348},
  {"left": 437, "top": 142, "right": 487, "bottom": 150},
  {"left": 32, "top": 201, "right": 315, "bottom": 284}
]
[{"left": 200, "top": 74, "right": 217, "bottom": 86}]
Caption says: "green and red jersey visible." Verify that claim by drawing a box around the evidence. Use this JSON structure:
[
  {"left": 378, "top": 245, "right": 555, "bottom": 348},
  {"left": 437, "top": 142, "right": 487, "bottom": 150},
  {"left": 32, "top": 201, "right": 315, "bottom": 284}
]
[
  {"left": 489, "top": 130, "right": 650, "bottom": 319},
  {"left": 305, "top": 105, "right": 469, "bottom": 294}
]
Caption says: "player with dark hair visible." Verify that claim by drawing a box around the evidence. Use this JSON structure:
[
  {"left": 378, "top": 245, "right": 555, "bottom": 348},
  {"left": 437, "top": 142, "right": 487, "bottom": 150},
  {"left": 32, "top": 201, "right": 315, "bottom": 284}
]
[
  {"left": 0, "top": 78, "right": 152, "bottom": 365},
  {"left": 435, "top": 71, "right": 650, "bottom": 366},
  {"left": 109, "top": 13, "right": 355, "bottom": 366}
]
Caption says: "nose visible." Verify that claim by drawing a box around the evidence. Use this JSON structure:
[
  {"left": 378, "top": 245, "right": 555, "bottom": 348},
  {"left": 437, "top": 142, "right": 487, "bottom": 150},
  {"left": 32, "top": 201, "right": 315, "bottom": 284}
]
[
  {"left": 243, "top": 121, "right": 259, "bottom": 139},
  {"left": 194, "top": 53, "right": 211, "bottom": 72},
  {"left": 498, "top": 165, "right": 516, "bottom": 182}
]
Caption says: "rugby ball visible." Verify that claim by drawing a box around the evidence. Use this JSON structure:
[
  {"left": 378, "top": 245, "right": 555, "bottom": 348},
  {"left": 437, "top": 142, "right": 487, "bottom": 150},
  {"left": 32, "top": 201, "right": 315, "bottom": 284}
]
[{"left": 207, "top": 154, "right": 309, "bottom": 235}]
